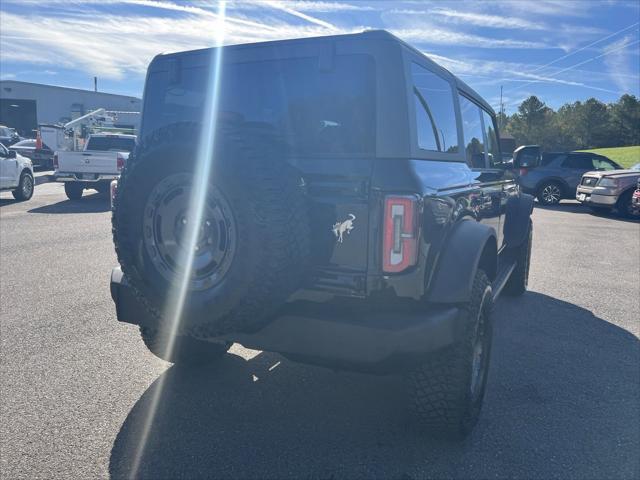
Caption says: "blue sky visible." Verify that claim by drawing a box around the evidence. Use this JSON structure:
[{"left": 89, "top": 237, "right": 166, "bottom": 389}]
[{"left": 1, "top": 0, "right": 638, "bottom": 113}]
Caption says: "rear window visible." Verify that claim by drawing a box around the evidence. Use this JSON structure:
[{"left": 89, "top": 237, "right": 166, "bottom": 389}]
[
  {"left": 86, "top": 136, "right": 135, "bottom": 152},
  {"left": 142, "top": 54, "right": 376, "bottom": 157}
]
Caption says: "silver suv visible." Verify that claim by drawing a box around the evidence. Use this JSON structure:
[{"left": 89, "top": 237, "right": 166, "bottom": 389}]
[{"left": 576, "top": 163, "right": 640, "bottom": 219}]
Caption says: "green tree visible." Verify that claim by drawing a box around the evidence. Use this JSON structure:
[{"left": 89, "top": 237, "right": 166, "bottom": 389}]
[{"left": 610, "top": 94, "right": 640, "bottom": 146}]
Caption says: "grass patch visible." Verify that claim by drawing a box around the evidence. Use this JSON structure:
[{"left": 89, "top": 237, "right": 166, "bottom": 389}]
[{"left": 577, "top": 146, "right": 640, "bottom": 169}]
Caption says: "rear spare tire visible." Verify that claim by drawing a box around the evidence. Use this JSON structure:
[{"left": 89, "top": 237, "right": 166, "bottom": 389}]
[
  {"left": 64, "top": 182, "right": 84, "bottom": 200},
  {"left": 113, "top": 123, "right": 310, "bottom": 337}
]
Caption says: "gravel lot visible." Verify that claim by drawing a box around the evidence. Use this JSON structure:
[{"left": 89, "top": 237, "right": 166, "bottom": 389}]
[{"left": 1, "top": 180, "right": 639, "bottom": 479}]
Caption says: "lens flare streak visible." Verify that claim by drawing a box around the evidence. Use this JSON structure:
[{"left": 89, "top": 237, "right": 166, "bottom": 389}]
[{"left": 128, "top": 2, "right": 227, "bottom": 478}]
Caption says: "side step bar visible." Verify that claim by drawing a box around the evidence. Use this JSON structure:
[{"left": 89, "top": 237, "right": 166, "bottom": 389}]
[{"left": 491, "top": 259, "right": 516, "bottom": 301}]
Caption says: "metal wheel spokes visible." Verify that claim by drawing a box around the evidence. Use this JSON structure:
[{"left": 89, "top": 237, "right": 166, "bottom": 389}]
[
  {"left": 143, "top": 173, "right": 236, "bottom": 291},
  {"left": 23, "top": 175, "right": 33, "bottom": 198},
  {"left": 542, "top": 185, "right": 560, "bottom": 204}
]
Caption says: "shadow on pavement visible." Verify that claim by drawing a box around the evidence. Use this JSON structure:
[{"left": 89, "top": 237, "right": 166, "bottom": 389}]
[
  {"left": 109, "top": 292, "right": 639, "bottom": 479},
  {"left": 27, "top": 192, "right": 110, "bottom": 214},
  {"left": 535, "top": 201, "right": 639, "bottom": 222}
]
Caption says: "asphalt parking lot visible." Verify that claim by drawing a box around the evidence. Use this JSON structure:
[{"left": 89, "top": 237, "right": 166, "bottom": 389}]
[{"left": 1, "top": 181, "right": 639, "bottom": 479}]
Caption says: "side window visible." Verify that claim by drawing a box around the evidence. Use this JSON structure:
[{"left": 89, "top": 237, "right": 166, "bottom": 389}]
[
  {"left": 0, "top": 144, "right": 7, "bottom": 157},
  {"left": 563, "top": 155, "right": 593, "bottom": 170},
  {"left": 411, "top": 63, "right": 458, "bottom": 154},
  {"left": 459, "top": 95, "right": 485, "bottom": 168},
  {"left": 592, "top": 157, "right": 618, "bottom": 171},
  {"left": 481, "top": 109, "right": 501, "bottom": 167}
]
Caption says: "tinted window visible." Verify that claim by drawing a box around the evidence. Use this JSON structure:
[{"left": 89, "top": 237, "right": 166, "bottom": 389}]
[
  {"left": 541, "top": 153, "right": 566, "bottom": 166},
  {"left": 460, "top": 95, "right": 485, "bottom": 168},
  {"left": 143, "top": 55, "right": 375, "bottom": 157},
  {"left": 481, "top": 109, "right": 500, "bottom": 167},
  {"left": 592, "top": 156, "right": 619, "bottom": 171},
  {"left": 564, "top": 155, "right": 594, "bottom": 170},
  {"left": 86, "top": 136, "right": 136, "bottom": 152},
  {"left": 412, "top": 63, "right": 458, "bottom": 153}
]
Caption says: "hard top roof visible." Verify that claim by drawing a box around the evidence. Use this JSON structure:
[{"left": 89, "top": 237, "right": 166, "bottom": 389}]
[{"left": 156, "top": 30, "right": 495, "bottom": 116}]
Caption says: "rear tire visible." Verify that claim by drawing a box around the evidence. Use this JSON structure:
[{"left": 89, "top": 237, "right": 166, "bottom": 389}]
[
  {"left": 407, "top": 270, "right": 493, "bottom": 439},
  {"left": 140, "top": 327, "right": 230, "bottom": 365},
  {"left": 503, "top": 220, "right": 532, "bottom": 296},
  {"left": 12, "top": 170, "right": 34, "bottom": 201},
  {"left": 537, "top": 181, "right": 563, "bottom": 206},
  {"left": 64, "top": 182, "right": 84, "bottom": 200}
]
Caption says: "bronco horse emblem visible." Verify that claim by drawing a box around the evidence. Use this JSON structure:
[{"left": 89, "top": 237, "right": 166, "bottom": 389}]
[{"left": 332, "top": 214, "right": 356, "bottom": 243}]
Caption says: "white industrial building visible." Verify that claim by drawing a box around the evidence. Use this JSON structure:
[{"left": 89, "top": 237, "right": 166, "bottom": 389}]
[{"left": 0, "top": 80, "right": 141, "bottom": 137}]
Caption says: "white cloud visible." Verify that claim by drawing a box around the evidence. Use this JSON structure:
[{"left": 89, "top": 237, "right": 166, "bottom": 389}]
[
  {"left": 0, "top": 9, "right": 349, "bottom": 79},
  {"left": 603, "top": 34, "right": 639, "bottom": 92},
  {"left": 394, "top": 28, "right": 549, "bottom": 49},
  {"left": 430, "top": 8, "right": 546, "bottom": 31},
  {"left": 262, "top": 0, "right": 338, "bottom": 30},
  {"left": 258, "top": 1, "right": 377, "bottom": 12}
]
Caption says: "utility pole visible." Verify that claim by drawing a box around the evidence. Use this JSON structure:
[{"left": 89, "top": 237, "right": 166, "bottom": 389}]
[
  {"left": 499, "top": 85, "right": 504, "bottom": 128},
  {"left": 94, "top": 76, "right": 98, "bottom": 92}
]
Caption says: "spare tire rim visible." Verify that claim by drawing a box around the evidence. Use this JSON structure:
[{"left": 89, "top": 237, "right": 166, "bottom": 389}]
[
  {"left": 542, "top": 184, "right": 560, "bottom": 204},
  {"left": 143, "top": 173, "right": 236, "bottom": 291}
]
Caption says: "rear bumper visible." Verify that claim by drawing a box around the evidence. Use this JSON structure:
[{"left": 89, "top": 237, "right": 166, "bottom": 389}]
[
  {"left": 55, "top": 172, "right": 118, "bottom": 183},
  {"left": 110, "top": 267, "right": 462, "bottom": 372}
]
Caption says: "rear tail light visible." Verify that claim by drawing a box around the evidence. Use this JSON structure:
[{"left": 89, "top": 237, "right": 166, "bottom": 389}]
[
  {"left": 53, "top": 153, "right": 58, "bottom": 169},
  {"left": 116, "top": 153, "right": 126, "bottom": 171},
  {"left": 383, "top": 195, "right": 419, "bottom": 273},
  {"left": 519, "top": 167, "right": 528, "bottom": 176}
]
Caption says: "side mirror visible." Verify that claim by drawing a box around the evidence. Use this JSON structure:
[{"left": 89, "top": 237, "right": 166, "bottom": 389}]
[
  {"left": 7, "top": 149, "right": 16, "bottom": 159},
  {"left": 513, "top": 145, "right": 541, "bottom": 168}
]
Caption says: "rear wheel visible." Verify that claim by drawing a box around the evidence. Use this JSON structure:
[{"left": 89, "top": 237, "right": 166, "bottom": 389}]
[
  {"left": 407, "top": 270, "right": 493, "bottom": 439},
  {"left": 64, "top": 182, "right": 84, "bottom": 200},
  {"left": 12, "top": 170, "right": 34, "bottom": 201},
  {"left": 537, "top": 181, "right": 562, "bottom": 206},
  {"left": 140, "top": 327, "right": 230, "bottom": 365},
  {"left": 617, "top": 189, "right": 640, "bottom": 220}
]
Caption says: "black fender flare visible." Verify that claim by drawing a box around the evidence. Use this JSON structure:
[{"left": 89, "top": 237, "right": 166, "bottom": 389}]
[
  {"left": 427, "top": 220, "right": 497, "bottom": 304},
  {"left": 503, "top": 193, "right": 534, "bottom": 248}
]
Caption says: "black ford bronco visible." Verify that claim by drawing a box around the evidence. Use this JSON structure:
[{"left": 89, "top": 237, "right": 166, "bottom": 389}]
[{"left": 111, "top": 31, "right": 533, "bottom": 439}]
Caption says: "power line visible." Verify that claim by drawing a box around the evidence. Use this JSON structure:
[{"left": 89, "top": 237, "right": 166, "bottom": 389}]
[
  {"left": 527, "top": 21, "right": 639, "bottom": 76},
  {"left": 504, "top": 38, "right": 640, "bottom": 96}
]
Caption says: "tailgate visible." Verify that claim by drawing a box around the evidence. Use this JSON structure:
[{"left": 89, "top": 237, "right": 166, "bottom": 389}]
[{"left": 58, "top": 151, "right": 118, "bottom": 174}]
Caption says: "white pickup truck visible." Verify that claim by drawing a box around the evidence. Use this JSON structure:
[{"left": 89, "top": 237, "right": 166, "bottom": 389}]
[{"left": 54, "top": 133, "right": 136, "bottom": 200}]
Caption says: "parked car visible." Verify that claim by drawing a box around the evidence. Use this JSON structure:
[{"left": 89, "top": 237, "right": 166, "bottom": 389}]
[
  {"left": 10, "top": 139, "right": 55, "bottom": 170},
  {"left": 54, "top": 133, "right": 135, "bottom": 200},
  {"left": 0, "top": 142, "right": 34, "bottom": 201},
  {"left": 631, "top": 177, "right": 640, "bottom": 216},
  {"left": 110, "top": 30, "right": 534, "bottom": 439},
  {"left": 0, "top": 125, "right": 21, "bottom": 146},
  {"left": 515, "top": 150, "right": 622, "bottom": 205},
  {"left": 576, "top": 163, "right": 640, "bottom": 219}
]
